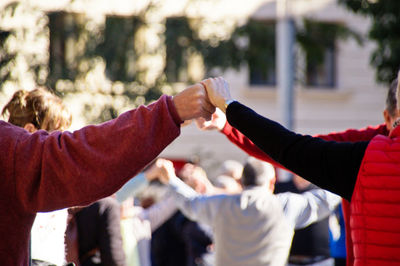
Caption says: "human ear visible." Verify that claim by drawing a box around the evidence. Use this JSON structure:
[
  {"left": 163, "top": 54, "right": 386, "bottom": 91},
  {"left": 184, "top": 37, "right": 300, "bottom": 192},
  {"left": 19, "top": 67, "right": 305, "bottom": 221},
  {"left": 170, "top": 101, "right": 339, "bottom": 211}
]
[
  {"left": 383, "top": 110, "right": 394, "bottom": 131},
  {"left": 23, "top": 123, "right": 38, "bottom": 133}
]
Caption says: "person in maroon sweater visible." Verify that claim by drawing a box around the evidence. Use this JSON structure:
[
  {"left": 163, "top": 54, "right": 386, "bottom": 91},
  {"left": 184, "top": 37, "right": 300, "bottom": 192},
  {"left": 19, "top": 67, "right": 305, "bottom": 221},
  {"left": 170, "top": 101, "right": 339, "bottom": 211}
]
[
  {"left": 0, "top": 83, "right": 214, "bottom": 265},
  {"left": 197, "top": 78, "right": 398, "bottom": 266}
]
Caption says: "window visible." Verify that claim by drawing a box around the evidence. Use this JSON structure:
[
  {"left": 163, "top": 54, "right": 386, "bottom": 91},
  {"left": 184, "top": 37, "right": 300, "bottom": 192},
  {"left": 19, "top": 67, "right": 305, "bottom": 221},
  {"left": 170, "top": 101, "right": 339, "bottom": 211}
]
[
  {"left": 164, "top": 17, "right": 193, "bottom": 83},
  {"left": 306, "top": 44, "right": 336, "bottom": 88},
  {"left": 102, "top": 16, "right": 138, "bottom": 82},
  {"left": 48, "top": 12, "right": 81, "bottom": 83},
  {"left": 247, "top": 20, "right": 276, "bottom": 86},
  {"left": 297, "top": 20, "right": 338, "bottom": 89}
]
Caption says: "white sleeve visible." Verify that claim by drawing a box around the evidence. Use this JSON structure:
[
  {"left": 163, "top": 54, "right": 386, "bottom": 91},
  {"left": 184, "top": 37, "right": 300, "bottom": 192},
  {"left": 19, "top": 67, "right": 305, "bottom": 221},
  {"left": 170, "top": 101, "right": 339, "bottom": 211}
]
[
  {"left": 140, "top": 195, "right": 178, "bottom": 232},
  {"left": 276, "top": 189, "right": 341, "bottom": 229},
  {"left": 116, "top": 172, "right": 149, "bottom": 202},
  {"left": 168, "top": 176, "right": 222, "bottom": 226}
]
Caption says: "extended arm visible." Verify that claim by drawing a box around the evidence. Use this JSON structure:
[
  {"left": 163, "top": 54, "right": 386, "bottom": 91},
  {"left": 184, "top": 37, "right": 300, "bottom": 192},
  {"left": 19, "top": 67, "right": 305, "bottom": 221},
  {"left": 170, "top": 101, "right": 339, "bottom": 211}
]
[
  {"left": 1, "top": 81, "right": 217, "bottom": 213},
  {"left": 197, "top": 96, "right": 386, "bottom": 171},
  {"left": 140, "top": 195, "right": 178, "bottom": 232},
  {"left": 167, "top": 176, "right": 220, "bottom": 226},
  {"left": 226, "top": 102, "right": 367, "bottom": 201},
  {"left": 152, "top": 158, "right": 220, "bottom": 226},
  {"left": 201, "top": 77, "right": 368, "bottom": 201},
  {"left": 222, "top": 117, "right": 387, "bottom": 169},
  {"left": 8, "top": 95, "right": 180, "bottom": 212},
  {"left": 276, "top": 189, "right": 341, "bottom": 230},
  {"left": 116, "top": 173, "right": 149, "bottom": 203}
]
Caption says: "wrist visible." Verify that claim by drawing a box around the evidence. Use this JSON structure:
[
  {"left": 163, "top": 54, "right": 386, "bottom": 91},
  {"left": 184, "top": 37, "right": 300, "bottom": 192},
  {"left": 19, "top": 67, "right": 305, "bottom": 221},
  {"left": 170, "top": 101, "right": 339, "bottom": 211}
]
[
  {"left": 223, "top": 99, "right": 235, "bottom": 113},
  {"left": 169, "top": 95, "right": 184, "bottom": 124}
]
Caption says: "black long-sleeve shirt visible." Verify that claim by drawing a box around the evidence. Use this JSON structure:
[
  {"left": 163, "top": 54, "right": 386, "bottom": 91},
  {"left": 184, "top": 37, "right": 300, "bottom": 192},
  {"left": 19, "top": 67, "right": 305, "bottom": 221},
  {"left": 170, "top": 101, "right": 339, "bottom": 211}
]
[{"left": 226, "top": 101, "right": 369, "bottom": 202}]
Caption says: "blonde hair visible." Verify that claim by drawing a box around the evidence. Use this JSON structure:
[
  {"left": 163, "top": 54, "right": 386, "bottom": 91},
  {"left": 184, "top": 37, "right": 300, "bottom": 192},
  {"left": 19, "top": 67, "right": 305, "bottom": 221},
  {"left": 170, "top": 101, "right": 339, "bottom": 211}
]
[{"left": 1, "top": 87, "right": 72, "bottom": 131}]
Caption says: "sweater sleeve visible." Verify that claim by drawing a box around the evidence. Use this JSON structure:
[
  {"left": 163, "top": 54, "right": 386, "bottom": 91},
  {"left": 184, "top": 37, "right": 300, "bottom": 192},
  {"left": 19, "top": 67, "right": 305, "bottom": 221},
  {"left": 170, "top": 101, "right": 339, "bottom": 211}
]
[
  {"left": 276, "top": 189, "right": 341, "bottom": 230},
  {"left": 168, "top": 176, "right": 221, "bottom": 226},
  {"left": 226, "top": 101, "right": 368, "bottom": 201},
  {"left": 221, "top": 122, "right": 286, "bottom": 169},
  {"left": 222, "top": 118, "right": 387, "bottom": 169},
  {"left": 11, "top": 95, "right": 182, "bottom": 213},
  {"left": 141, "top": 195, "right": 178, "bottom": 232}
]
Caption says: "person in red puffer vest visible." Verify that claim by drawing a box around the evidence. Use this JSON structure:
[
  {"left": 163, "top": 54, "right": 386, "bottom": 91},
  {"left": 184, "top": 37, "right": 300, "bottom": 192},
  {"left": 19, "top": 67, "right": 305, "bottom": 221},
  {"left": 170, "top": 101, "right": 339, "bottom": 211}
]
[
  {"left": 197, "top": 78, "right": 399, "bottom": 266},
  {"left": 200, "top": 76, "right": 400, "bottom": 266}
]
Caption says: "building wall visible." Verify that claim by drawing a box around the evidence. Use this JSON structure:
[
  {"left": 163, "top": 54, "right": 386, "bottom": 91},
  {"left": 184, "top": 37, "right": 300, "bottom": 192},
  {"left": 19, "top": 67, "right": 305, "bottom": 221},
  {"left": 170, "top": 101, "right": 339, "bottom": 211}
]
[
  {"left": 0, "top": 0, "right": 387, "bottom": 176},
  {"left": 160, "top": 0, "right": 387, "bottom": 176}
]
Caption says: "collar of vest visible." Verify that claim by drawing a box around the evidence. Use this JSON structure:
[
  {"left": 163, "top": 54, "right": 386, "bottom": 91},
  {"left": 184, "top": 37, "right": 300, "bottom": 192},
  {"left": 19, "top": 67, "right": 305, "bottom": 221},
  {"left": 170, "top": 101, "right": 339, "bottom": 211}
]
[{"left": 389, "top": 124, "right": 400, "bottom": 138}]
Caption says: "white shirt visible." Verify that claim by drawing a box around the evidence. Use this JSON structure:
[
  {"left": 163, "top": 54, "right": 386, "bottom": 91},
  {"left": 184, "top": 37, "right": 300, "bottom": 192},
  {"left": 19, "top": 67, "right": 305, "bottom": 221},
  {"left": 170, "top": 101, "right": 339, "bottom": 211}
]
[
  {"left": 31, "top": 209, "right": 68, "bottom": 265},
  {"left": 168, "top": 177, "right": 341, "bottom": 266}
]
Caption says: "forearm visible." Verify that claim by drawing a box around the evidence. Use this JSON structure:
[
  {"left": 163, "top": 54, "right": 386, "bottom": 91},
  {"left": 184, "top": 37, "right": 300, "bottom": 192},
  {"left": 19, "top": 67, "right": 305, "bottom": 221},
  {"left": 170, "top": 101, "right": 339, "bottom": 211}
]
[
  {"left": 222, "top": 117, "right": 387, "bottom": 169},
  {"left": 14, "top": 95, "right": 182, "bottom": 212},
  {"left": 116, "top": 173, "right": 149, "bottom": 202},
  {"left": 296, "top": 189, "right": 341, "bottom": 229},
  {"left": 221, "top": 122, "right": 287, "bottom": 169},
  {"left": 140, "top": 195, "right": 178, "bottom": 232},
  {"left": 278, "top": 189, "right": 341, "bottom": 230},
  {"left": 168, "top": 176, "right": 215, "bottom": 225},
  {"left": 226, "top": 101, "right": 367, "bottom": 200}
]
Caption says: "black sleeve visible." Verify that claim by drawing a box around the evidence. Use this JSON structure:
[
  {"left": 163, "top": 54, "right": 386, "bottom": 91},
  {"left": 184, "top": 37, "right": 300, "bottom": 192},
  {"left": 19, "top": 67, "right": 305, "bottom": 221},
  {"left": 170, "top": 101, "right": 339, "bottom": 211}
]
[{"left": 226, "top": 101, "right": 369, "bottom": 201}]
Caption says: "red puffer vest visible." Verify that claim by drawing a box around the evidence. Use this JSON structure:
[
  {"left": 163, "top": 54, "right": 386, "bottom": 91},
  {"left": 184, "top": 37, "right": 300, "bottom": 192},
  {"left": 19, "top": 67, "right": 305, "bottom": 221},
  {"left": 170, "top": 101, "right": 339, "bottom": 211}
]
[{"left": 350, "top": 127, "right": 400, "bottom": 266}]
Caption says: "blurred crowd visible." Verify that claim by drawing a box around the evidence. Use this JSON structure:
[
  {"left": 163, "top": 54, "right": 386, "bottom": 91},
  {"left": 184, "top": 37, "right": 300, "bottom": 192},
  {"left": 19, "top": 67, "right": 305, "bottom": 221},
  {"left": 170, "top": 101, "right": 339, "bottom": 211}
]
[{"left": 56, "top": 156, "right": 345, "bottom": 266}]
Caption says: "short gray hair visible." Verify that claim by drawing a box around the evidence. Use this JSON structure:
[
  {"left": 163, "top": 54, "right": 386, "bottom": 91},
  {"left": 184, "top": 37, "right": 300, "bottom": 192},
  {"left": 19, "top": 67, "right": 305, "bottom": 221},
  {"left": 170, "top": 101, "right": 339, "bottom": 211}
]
[{"left": 241, "top": 157, "right": 275, "bottom": 187}]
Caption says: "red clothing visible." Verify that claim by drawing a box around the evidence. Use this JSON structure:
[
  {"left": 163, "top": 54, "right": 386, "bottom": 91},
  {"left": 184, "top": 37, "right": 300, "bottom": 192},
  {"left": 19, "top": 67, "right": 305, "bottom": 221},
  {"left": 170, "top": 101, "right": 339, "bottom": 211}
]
[
  {"left": 221, "top": 122, "right": 388, "bottom": 168},
  {"left": 350, "top": 127, "right": 400, "bottom": 266},
  {"left": 0, "top": 95, "right": 182, "bottom": 265},
  {"left": 221, "top": 121, "right": 389, "bottom": 266}
]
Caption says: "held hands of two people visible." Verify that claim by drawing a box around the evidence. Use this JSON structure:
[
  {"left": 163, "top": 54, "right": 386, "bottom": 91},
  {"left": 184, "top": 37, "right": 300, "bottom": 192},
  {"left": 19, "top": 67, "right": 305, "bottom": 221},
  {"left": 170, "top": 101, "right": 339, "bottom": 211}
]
[
  {"left": 201, "top": 77, "right": 233, "bottom": 113},
  {"left": 173, "top": 83, "right": 216, "bottom": 122},
  {"left": 173, "top": 77, "right": 232, "bottom": 122}
]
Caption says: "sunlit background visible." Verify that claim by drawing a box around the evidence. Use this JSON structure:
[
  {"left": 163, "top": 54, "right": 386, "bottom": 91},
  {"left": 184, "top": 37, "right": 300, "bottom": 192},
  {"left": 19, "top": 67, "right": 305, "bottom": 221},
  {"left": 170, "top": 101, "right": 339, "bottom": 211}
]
[{"left": 0, "top": 0, "right": 394, "bottom": 175}]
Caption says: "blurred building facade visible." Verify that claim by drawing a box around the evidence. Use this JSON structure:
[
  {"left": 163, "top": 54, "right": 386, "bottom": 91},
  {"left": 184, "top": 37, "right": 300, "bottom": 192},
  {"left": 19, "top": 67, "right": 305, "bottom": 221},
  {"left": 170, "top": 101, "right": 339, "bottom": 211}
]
[
  {"left": 0, "top": 0, "right": 386, "bottom": 174},
  {"left": 161, "top": 0, "right": 387, "bottom": 174}
]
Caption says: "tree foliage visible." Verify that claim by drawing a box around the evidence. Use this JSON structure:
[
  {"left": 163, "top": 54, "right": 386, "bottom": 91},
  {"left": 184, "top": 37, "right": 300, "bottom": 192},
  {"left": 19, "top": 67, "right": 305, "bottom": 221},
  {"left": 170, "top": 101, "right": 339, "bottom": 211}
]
[
  {"left": 0, "top": 1, "right": 363, "bottom": 125},
  {"left": 339, "top": 0, "right": 400, "bottom": 84}
]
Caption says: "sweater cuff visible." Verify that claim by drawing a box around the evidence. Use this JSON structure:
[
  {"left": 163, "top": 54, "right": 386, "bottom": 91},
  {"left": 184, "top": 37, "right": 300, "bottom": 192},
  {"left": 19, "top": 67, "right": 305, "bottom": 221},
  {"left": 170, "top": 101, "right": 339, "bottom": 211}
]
[
  {"left": 166, "top": 95, "right": 184, "bottom": 125},
  {"left": 225, "top": 101, "right": 242, "bottom": 127},
  {"left": 221, "top": 120, "right": 233, "bottom": 136}
]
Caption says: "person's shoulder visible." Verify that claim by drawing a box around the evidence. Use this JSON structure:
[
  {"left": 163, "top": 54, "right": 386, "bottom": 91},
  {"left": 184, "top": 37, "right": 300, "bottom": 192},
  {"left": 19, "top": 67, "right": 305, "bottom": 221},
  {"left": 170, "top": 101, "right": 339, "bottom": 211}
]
[
  {"left": 0, "top": 121, "right": 30, "bottom": 150},
  {"left": 0, "top": 120, "right": 25, "bottom": 135}
]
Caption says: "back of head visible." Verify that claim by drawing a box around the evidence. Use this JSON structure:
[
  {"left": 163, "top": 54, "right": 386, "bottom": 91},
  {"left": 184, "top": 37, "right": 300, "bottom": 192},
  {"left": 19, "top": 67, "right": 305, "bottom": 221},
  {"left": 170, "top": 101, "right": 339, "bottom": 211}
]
[
  {"left": 241, "top": 157, "right": 275, "bottom": 188},
  {"left": 1, "top": 87, "right": 72, "bottom": 131}
]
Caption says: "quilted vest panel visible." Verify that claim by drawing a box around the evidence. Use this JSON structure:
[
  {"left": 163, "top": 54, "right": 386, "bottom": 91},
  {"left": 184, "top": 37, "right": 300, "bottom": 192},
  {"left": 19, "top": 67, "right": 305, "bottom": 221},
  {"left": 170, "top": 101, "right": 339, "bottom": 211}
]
[{"left": 350, "top": 130, "right": 400, "bottom": 266}]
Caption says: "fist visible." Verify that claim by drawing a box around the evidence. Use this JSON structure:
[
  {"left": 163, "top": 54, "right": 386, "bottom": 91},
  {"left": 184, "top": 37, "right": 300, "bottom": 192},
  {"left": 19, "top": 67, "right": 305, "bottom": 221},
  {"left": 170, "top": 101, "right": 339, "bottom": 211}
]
[
  {"left": 154, "top": 158, "right": 176, "bottom": 184},
  {"left": 201, "top": 77, "right": 233, "bottom": 113},
  {"left": 173, "top": 84, "right": 216, "bottom": 121}
]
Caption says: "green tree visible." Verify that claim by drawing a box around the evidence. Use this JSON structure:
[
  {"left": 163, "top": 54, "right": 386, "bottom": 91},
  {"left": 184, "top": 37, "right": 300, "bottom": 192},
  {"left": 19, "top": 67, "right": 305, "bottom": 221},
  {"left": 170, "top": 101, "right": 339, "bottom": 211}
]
[{"left": 339, "top": 0, "right": 400, "bottom": 84}]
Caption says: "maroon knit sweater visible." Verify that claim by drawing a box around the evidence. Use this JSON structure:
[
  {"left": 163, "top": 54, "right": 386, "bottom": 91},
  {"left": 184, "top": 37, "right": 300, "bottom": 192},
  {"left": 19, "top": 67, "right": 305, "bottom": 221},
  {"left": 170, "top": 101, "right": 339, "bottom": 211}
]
[{"left": 0, "top": 95, "right": 182, "bottom": 265}]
